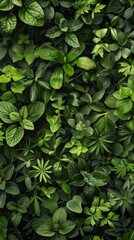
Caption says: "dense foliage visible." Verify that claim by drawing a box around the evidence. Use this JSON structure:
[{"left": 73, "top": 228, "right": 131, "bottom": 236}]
[{"left": 0, "top": 0, "right": 134, "bottom": 239}]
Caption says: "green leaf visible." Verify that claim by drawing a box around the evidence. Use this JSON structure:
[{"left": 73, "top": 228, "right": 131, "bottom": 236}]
[
  {"left": 68, "top": 19, "right": 83, "bottom": 32},
  {"left": 12, "top": 0, "right": 22, "bottom": 6},
  {"left": 46, "top": 27, "right": 62, "bottom": 38},
  {"left": 66, "top": 195, "right": 82, "bottom": 213},
  {"left": 9, "top": 112, "right": 20, "bottom": 121},
  {"left": 50, "top": 67, "right": 63, "bottom": 89},
  {"left": 0, "top": 75, "right": 10, "bottom": 83},
  {"left": 3, "top": 165, "right": 14, "bottom": 181},
  {"left": 0, "top": 192, "right": 6, "bottom": 209},
  {"left": 6, "top": 125, "right": 24, "bottom": 147},
  {"left": 11, "top": 212, "right": 22, "bottom": 226},
  {"left": 59, "top": 220, "right": 76, "bottom": 234},
  {"left": 0, "top": 14, "right": 17, "bottom": 33},
  {"left": 11, "top": 82, "right": 25, "bottom": 94},
  {"left": 27, "top": 101, "right": 45, "bottom": 122},
  {"left": 36, "top": 218, "right": 55, "bottom": 237},
  {"left": 21, "top": 119, "right": 34, "bottom": 130},
  {"left": 0, "top": 101, "right": 17, "bottom": 123},
  {"left": 76, "top": 57, "right": 96, "bottom": 70},
  {"left": 65, "top": 33, "right": 80, "bottom": 48},
  {"left": 63, "top": 63, "right": 74, "bottom": 76},
  {"left": 19, "top": 0, "right": 45, "bottom": 26},
  {"left": 52, "top": 207, "right": 67, "bottom": 224},
  {"left": 0, "top": 0, "right": 13, "bottom": 11},
  {"left": 6, "top": 182, "right": 20, "bottom": 195},
  {"left": 38, "top": 44, "right": 64, "bottom": 63},
  {"left": 66, "top": 42, "right": 85, "bottom": 62},
  {"left": 116, "top": 99, "right": 133, "bottom": 114}
]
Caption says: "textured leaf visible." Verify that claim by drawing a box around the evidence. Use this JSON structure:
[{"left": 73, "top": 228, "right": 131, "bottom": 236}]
[
  {"left": 0, "top": 14, "right": 17, "bottom": 33},
  {"left": 6, "top": 125, "right": 24, "bottom": 147},
  {"left": 19, "top": 1, "right": 44, "bottom": 26},
  {"left": 65, "top": 33, "right": 80, "bottom": 48},
  {"left": 27, "top": 101, "right": 45, "bottom": 122}
]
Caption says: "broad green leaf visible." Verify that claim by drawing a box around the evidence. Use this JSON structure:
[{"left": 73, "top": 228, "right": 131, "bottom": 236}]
[
  {"left": 50, "top": 67, "right": 63, "bottom": 89},
  {"left": 6, "top": 182, "right": 20, "bottom": 195},
  {"left": 0, "top": 0, "right": 13, "bottom": 11},
  {"left": 21, "top": 119, "right": 34, "bottom": 130},
  {"left": 3, "top": 165, "right": 14, "bottom": 181},
  {"left": 0, "top": 75, "right": 10, "bottom": 83},
  {"left": 19, "top": 1, "right": 45, "bottom": 26},
  {"left": 27, "top": 101, "right": 45, "bottom": 122},
  {"left": 59, "top": 220, "right": 76, "bottom": 234},
  {"left": 36, "top": 218, "right": 55, "bottom": 237},
  {"left": 38, "top": 44, "right": 64, "bottom": 63},
  {"left": 9, "top": 112, "right": 20, "bottom": 121},
  {"left": 116, "top": 99, "right": 133, "bottom": 114},
  {"left": 66, "top": 195, "right": 82, "bottom": 213},
  {"left": 0, "top": 101, "right": 17, "bottom": 123},
  {"left": 6, "top": 125, "right": 24, "bottom": 147},
  {"left": 76, "top": 57, "right": 96, "bottom": 70},
  {"left": 94, "top": 28, "right": 108, "bottom": 39},
  {"left": 52, "top": 207, "right": 67, "bottom": 224},
  {"left": 24, "top": 43, "right": 36, "bottom": 65},
  {"left": 0, "top": 14, "right": 17, "bottom": 33},
  {"left": 65, "top": 33, "right": 80, "bottom": 48}
]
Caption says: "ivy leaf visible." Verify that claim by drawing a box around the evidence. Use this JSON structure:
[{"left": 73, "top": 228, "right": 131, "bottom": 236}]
[
  {"left": 65, "top": 33, "right": 80, "bottom": 48},
  {"left": 19, "top": 1, "right": 45, "bottom": 26},
  {"left": 0, "top": 14, "right": 17, "bottom": 33},
  {"left": 6, "top": 125, "right": 24, "bottom": 147}
]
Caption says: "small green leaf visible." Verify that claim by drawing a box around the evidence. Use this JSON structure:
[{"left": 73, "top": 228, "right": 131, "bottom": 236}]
[
  {"left": 50, "top": 67, "right": 63, "bottom": 89},
  {"left": 0, "top": 75, "right": 10, "bottom": 83},
  {"left": 38, "top": 44, "right": 64, "bottom": 63},
  {"left": 0, "top": 101, "right": 17, "bottom": 123},
  {"left": 6, "top": 182, "right": 20, "bottom": 195},
  {"left": 21, "top": 119, "right": 34, "bottom": 130},
  {"left": 59, "top": 220, "right": 76, "bottom": 234},
  {"left": 52, "top": 207, "right": 67, "bottom": 223},
  {"left": 6, "top": 125, "right": 24, "bottom": 147},
  {"left": 36, "top": 218, "right": 55, "bottom": 237},
  {"left": 63, "top": 63, "right": 74, "bottom": 76},
  {"left": 46, "top": 27, "right": 62, "bottom": 38},
  {"left": 66, "top": 195, "right": 82, "bottom": 213},
  {"left": 76, "top": 57, "right": 96, "bottom": 70},
  {"left": 65, "top": 33, "right": 80, "bottom": 48},
  {"left": 12, "top": 0, "right": 22, "bottom": 6}
]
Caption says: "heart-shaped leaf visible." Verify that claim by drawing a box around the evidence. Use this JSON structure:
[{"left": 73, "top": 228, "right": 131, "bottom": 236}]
[{"left": 66, "top": 195, "right": 82, "bottom": 213}]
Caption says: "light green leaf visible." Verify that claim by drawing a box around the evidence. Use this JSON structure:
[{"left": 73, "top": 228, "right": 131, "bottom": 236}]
[
  {"left": 0, "top": 101, "right": 17, "bottom": 123},
  {"left": 0, "top": 0, "right": 13, "bottom": 11},
  {"left": 50, "top": 67, "right": 63, "bottom": 89},
  {"left": 68, "top": 19, "right": 83, "bottom": 32},
  {"left": 36, "top": 218, "right": 55, "bottom": 237},
  {"left": 66, "top": 195, "right": 82, "bottom": 213},
  {"left": 63, "top": 63, "right": 74, "bottom": 76},
  {"left": 46, "top": 27, "right": 62, "bottom": 38},
  {"left": 0, "top": 75, "right": 10, "bottom": 83},
  {"left": 19, "top": 0, "right": 45, "bottom": 26},
  {"left": 6, "top": 125, "right": 24, "bottom": 147},
  {"left": 65, "top": 33, "right": 80, "bottom": 48},
  {"left": 11, "top": 82, "right": 25, "bottom": 94},
  {"left": 76, "top": 56, "right": 96, "bottom": 70},
  {"left": 21, "top": 119, "right": 34, "bottom": 130},
  {"left": 12, "top": 0, "right": 22, "bottom": 6}
]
